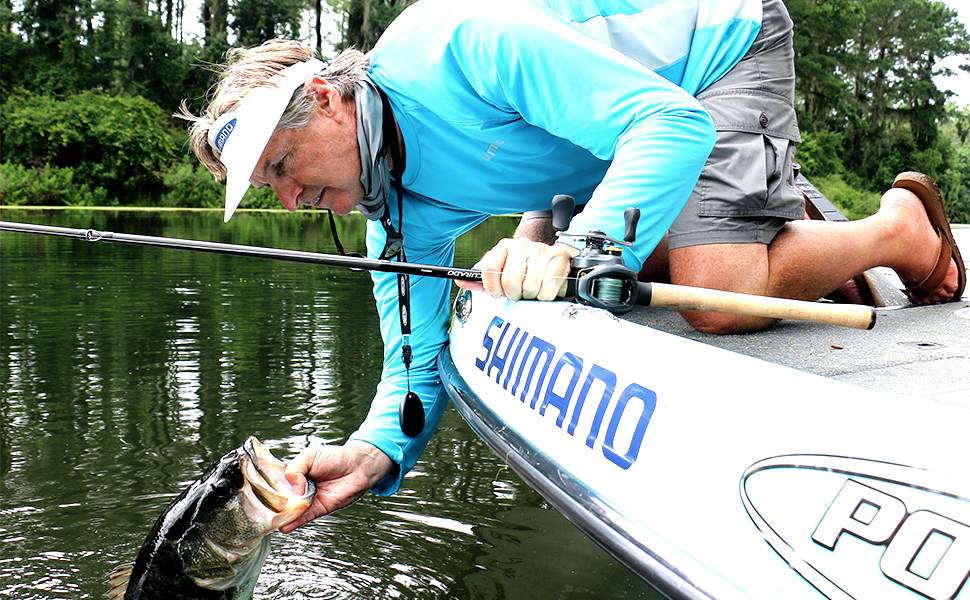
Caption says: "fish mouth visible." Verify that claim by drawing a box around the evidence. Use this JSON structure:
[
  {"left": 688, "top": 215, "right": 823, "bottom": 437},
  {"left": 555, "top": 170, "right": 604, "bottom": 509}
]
[{"left": 239, "top": 437, "right": 315, "bottom": 528}]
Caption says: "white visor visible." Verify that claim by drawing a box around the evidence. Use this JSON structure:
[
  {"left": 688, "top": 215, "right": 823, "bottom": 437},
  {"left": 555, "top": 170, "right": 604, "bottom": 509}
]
[{"left": 208, "top": 58, "right": 325, "bottom": 222}]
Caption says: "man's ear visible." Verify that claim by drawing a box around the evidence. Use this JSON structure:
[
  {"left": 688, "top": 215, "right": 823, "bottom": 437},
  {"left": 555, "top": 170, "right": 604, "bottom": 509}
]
[{"left": 305, "top": 76, "right": 339, "bottom": 115}]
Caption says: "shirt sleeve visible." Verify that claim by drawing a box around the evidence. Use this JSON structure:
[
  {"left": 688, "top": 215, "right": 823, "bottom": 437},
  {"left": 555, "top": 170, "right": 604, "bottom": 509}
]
[
  {"left": 346, "top": 205, "right": 462, "bottom": 496},
  {"left": 451, "top": 1, "right": 717, "bottom": 269}
]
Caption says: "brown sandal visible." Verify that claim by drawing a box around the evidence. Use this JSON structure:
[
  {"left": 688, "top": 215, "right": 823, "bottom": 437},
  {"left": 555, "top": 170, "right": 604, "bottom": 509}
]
[{"left": 891, "top": 172, "right": 967, "bottom": 304}]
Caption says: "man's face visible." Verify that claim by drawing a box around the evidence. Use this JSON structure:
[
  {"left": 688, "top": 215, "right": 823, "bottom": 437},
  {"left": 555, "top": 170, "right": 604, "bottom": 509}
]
[{"left": 250, "top": 79, "right": 363, "bottom": 215}]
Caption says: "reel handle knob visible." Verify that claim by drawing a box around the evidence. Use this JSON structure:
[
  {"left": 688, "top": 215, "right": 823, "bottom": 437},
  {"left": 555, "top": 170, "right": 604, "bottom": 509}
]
[
  {"left": 551, "top": 194, "right": 576, "bottom": 232},
  {"left": 623, "top": 207, "right": 640, "bottom": 244}
]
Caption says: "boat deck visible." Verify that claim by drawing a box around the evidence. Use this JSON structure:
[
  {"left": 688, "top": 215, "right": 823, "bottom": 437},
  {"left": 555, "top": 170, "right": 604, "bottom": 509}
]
[{"left": 624, "top": 229, "right": 970, "bottom": 404}]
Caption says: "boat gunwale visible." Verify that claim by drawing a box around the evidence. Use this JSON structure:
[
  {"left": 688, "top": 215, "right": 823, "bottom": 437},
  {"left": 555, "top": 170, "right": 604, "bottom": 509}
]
[{"left": 437, "top": 350, "right": 717, "bottom": 600}]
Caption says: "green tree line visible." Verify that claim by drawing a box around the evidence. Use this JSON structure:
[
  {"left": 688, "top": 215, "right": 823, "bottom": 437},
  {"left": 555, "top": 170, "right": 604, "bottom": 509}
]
[
  {"left": 788, "top": 0, "right": 970, "bottom": 220},
  {"left": 0, "top": 0, "right": 412, "bottom": 207},
  {"left": 0, "top": 0, "right": 968, "bottom": 221}
]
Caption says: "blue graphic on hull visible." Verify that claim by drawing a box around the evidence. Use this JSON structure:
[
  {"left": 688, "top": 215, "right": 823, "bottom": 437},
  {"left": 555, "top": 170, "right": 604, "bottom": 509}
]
[{"left": 474, "top": 315, "right": 656, "bottom": 469}]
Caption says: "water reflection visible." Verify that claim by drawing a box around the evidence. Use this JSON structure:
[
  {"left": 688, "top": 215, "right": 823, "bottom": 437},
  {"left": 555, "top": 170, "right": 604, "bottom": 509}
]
[{"left": 0, "top": 208, "right": 655, "bottom": 599}]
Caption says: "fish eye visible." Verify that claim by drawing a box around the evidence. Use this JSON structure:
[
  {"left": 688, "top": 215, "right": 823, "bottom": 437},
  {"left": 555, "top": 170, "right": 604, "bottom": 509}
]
[
  {"left": 211, "top": 478, "right": 232, "bottom": 497},
  {"left": 226, "top": 462, "right": 244, "bottom": 488}
]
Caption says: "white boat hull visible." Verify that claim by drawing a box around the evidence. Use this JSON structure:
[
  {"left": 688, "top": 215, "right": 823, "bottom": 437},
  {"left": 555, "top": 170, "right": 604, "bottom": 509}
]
[{"left": 441, "top": 290, "right": 970, "bottom": 599}]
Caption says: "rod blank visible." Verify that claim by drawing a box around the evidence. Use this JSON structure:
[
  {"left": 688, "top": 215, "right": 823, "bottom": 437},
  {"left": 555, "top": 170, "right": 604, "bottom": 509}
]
[{"left": 0, "top": 221, "right": 482, "bottom": 281}]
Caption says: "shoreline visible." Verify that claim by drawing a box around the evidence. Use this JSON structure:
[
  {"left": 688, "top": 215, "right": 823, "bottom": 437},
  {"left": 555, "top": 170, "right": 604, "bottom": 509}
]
[{"left": 3, "top": 206, "right": 964, "bottom": 228}]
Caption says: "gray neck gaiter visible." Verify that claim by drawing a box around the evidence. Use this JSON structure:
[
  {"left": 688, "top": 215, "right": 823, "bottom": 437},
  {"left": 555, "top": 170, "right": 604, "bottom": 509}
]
[{"left": 354, "top": 78, "right": 391, "bottom": 221}]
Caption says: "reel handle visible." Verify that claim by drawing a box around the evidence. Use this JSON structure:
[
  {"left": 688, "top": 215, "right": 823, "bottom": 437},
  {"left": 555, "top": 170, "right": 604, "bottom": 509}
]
[
  {"left": 551, "top": 194, "right": 576, "bottom": 232},
  {"left": 623, "top": 207, "right": 640, "bottom": 244}
]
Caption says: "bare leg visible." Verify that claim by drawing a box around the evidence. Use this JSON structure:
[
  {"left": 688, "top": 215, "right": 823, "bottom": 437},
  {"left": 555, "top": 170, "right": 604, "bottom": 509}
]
[
  {"left": 800, "top": 208, "right": 866, "bottom": 304},
  {"left": 669, "top": 187, "right": 961, "bottom": 334},
  {"left": 514, "top": 217, "right": 556, "bottom": 244},
  {"left": 769, "top": 187, "right": 959, "bottom": 303},
  {"left": 669, "top": 243, "right": 777, "bottom": 333},
  {"left": 636, "top": 235, "right": 670, "bottom": 283}
]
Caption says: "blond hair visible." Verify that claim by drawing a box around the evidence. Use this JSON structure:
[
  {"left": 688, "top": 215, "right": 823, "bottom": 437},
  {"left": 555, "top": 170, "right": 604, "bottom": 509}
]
[{"left": 178, "top": 39, "right": 370, "bottom": 179}]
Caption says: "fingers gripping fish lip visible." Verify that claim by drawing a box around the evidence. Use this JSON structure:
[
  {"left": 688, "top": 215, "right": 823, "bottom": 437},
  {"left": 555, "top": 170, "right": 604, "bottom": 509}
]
[{"left": 239, "top": 437, "right": 316, "bottom": 528}]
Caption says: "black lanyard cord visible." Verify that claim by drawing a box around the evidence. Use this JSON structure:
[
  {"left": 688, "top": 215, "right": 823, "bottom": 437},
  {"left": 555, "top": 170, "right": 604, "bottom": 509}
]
[
  {"left": 386, "top": 159, "right": 424, "bottom": 438},
  {"left": 379, "top": 89, "right": 424, "bottom": 438},
  {"left": 376, "top": 86, "right": 412, "bottom": 371}
]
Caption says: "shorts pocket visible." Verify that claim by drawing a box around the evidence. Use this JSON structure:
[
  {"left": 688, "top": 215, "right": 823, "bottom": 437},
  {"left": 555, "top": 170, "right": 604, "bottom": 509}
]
[
  {"left": 696, "top": 128, "right": 805, "bottom": 220},
  {"left": 695, "top": 86, "right": 805, "bottom": 220},
  {"left": 697, "top": 129, "right": 769, "bottom": 217}
]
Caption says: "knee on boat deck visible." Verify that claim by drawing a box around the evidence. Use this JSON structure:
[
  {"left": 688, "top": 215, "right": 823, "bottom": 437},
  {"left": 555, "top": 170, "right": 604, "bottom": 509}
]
[{"left": 679, "top": 310, "right": 779, "bottom": 335}]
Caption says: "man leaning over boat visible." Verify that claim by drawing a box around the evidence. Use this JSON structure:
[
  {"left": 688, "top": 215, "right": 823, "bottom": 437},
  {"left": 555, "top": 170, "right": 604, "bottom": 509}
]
[{"left": 177, "top": 0, "right": 966, "bottom": 530}]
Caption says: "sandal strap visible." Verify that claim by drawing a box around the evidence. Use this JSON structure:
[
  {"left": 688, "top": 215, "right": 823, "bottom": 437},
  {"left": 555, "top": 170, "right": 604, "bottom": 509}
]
[{"left": 905, "top": 229, "right": 952, "bottom": 299}]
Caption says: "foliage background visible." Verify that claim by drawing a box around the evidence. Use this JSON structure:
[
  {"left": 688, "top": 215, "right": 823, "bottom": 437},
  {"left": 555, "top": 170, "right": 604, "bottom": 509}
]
[
  {"left": 787, "top": 0, "right": 970, "bottom": 221},
  {"left": 0, "top": 0, "right": 967, "bottom": 221}
]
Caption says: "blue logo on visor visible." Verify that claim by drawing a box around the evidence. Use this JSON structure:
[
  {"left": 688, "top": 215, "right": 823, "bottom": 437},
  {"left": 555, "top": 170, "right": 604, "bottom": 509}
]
[{"left": 214, "top": 118, "right": 237, "bottom": 152}]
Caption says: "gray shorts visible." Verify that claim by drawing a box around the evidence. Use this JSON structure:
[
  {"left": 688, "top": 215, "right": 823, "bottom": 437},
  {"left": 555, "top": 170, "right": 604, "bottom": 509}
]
[
  {"left": 667, "top": 0, "right": 804, "bottom": 249},
  {"left": 523, "top": 0, "right": 805, "bottom": 249}
]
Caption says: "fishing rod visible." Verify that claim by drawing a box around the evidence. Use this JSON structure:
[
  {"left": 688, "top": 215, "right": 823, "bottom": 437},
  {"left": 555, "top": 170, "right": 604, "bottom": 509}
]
[
  {"left": 0, "top": 218, "right": 876, "bottom": 330},
  {"left": 0, "top": 220, "right": 483, "bottom": 282}
]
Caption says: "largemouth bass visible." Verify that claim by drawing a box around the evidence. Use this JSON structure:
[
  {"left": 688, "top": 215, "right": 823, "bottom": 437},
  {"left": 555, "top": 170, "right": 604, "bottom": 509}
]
[{"left": 108, "top": 437, "right": 315, "bottom": 599}]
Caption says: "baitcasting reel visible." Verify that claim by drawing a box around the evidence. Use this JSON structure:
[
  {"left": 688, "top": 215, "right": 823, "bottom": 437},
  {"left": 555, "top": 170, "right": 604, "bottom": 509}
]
[{"left": 551, "top": 194, "right": 641, "bottom": 315}]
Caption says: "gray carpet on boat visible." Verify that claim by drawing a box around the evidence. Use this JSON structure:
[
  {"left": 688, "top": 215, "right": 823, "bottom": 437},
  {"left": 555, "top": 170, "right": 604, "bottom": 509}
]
[{"left": 625, "top": 300, "right": 970, "bottom": 403}]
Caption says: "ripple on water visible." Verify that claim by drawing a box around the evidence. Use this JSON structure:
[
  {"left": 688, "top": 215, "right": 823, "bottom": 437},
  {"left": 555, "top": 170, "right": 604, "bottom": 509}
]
[{"left": 0, "top": 531, "right": 95, "bottom": 599}]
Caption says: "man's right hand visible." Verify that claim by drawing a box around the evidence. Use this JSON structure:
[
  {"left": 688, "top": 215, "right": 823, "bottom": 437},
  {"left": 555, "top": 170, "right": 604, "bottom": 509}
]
[
  {"left": 456, "top": 237, "right": 578, "bottom": 301},
  {"left": 279, "top": 440, "right": 393, "bottom": 533}
]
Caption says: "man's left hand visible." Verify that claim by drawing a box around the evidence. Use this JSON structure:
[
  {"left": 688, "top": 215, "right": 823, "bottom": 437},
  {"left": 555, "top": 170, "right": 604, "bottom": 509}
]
[
  {"left": 279, "top": 441, "right": 393, "bottom": 533},
  {"left": 457, "top": 238, "right": 578, "bottom": 301}
]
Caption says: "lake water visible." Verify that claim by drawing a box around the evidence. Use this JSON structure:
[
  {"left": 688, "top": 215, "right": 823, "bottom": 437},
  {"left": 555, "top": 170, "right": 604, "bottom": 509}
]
[{"left": 0, "top": 209, "right": 656, "bottom": 599}]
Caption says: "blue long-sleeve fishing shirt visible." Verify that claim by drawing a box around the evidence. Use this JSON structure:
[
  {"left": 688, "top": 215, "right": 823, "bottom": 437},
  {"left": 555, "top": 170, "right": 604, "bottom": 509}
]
[{"left": 346, "top": 0, "right": 762, "bottom": 494}]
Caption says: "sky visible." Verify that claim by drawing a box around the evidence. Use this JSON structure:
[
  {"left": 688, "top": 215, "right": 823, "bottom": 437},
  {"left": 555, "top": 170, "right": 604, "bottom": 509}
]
[{"left": 936, "top": 0, "right": 970, "bottom": 107}]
